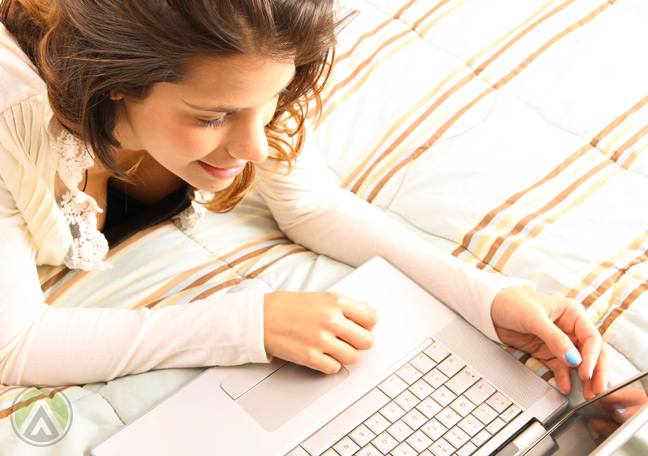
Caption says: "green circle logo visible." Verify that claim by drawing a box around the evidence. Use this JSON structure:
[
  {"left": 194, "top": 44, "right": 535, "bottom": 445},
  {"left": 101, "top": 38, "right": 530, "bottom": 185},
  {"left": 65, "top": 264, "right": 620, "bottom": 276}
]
[{"left": 10, "top": 388, "right": 73, "bottom": 447}]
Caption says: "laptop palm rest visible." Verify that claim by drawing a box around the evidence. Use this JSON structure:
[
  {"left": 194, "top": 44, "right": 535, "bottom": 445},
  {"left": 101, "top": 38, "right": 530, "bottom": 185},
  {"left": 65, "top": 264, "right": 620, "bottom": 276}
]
[{"left": 223, "top": 362, "right": 349, "bottom": 432}]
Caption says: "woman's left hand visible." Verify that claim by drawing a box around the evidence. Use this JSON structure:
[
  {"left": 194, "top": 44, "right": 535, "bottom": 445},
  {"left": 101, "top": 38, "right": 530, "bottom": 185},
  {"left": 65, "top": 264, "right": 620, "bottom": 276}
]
[{"left": 491, "top": 286, "right": 609, "bottom": 399}]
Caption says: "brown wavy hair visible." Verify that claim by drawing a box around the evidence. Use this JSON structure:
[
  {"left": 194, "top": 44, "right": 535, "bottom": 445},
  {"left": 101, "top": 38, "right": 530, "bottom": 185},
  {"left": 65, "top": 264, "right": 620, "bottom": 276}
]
[{"left": 1, "top": 0, "right": 347, "bottom": 212}]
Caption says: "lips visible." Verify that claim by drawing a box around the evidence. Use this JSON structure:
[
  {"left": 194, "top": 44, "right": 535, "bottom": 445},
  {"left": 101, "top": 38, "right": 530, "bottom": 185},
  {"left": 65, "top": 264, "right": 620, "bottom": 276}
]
[{"left": 198, "top": 161, "right": 246, "bottom": 180}]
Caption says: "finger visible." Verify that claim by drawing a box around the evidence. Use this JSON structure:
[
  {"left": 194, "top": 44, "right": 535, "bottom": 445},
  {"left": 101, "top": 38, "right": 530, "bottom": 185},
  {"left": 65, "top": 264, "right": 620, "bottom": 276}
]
[
  {"left": 304, "top": 350, "right": 343, "bottom": 375},
  {"left": 528, "top": 313, "right": 583, "bottom": 370},
  {"left": 335, "top": 318, "right": 374, "bottom": 351},
  {"left": 591, "top": 344, "right": 609, "bottom": 396},
  {"left": 339, "top": 297, "right": 379, "bottom": 331},
  {"left": 324, "top": 337, "right": 362, "bottom": 367},
  {"left": 588, "top": 418, "right": 619, "bottom": 438},
  {"left": 545, "top": 358, "right": 573, "bottom": 395},
  {"left": 583, "top": 345, "right": 609, "bottom": 399},
  {"left": 573, "top": 315, "right": 603, "bottom": 383}
]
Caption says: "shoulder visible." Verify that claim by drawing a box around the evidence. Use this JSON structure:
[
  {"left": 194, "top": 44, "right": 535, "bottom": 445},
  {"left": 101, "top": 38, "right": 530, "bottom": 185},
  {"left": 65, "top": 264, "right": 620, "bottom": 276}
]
[{"left": 0, "top": 23, "right": 48, "bottom": 114}]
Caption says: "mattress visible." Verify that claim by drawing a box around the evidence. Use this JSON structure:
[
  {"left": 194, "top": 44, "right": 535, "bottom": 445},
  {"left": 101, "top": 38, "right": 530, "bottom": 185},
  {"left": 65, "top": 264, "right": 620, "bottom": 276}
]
[{"left": 1, "top": 0, "right": 647, "bottom": 454}]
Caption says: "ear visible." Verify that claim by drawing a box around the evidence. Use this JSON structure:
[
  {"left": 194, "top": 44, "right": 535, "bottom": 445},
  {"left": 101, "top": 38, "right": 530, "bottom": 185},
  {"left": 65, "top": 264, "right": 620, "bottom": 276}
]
[{"left": 107, "top": 91, "right": 124, "bottom": 101}]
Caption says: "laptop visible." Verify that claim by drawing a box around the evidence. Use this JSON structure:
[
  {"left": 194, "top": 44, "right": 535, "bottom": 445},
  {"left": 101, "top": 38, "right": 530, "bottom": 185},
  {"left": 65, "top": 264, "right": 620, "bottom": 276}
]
[{"left": 91, "top": 257, "right": 646, "bottom": 455}]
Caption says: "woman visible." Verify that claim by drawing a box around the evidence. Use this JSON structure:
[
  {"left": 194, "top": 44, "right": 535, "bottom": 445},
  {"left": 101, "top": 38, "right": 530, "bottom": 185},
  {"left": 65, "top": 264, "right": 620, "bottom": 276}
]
[{"left": 0, "top": 0, "right": 607, "bottom": 397}]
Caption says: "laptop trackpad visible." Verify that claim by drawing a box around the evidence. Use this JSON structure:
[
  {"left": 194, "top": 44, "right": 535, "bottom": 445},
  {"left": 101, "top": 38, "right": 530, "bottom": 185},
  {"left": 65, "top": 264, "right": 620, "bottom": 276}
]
[{"left": 230, "top": 363, "right": 349, "bottom": 432}]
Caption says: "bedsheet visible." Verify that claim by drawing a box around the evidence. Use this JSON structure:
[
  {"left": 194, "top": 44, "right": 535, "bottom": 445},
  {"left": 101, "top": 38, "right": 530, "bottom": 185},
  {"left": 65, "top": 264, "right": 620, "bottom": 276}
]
[{"left": 1, "top": 0, "right": 648, "bottom": 454}]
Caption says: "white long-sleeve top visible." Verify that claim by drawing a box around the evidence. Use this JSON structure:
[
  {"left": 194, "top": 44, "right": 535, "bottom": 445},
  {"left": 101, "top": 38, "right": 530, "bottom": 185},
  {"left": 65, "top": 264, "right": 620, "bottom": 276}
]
[
  {"left": 0, "top": 23, "right": 522, "bottom": 387},
  {"left": 255, "top": 144, "right": 529, "bottom": 344},
  {"left": 0, "top": 25, "right": 267, "bottom": 386}
]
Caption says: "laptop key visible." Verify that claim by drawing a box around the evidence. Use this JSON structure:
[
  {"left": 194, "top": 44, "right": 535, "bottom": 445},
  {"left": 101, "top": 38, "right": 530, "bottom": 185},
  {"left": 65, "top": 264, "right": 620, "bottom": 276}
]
[
  {"left": 409, "top": 378, "right": 434, "bottom": 400},
  {"left": 406, "top": 430, "right": 433, "bottom": 453},
  {"left": 420, "top": 418, "right": 446, "bottom": 441},
  {"left": 378, "top": 374, "right": 408, "bottom": 399},
  {"left": 391, "top": 441, "right": 417, "bottom": 456},
  {"left": 445, "top": 425, "right": 470, "bottom": 449},
  {"left": 423, "top": 342, "right": 450, "bottom": 363},
  {"left": 437, "top": 355, "right": 465, "bottom": 378},
  {"left": 301, "top": 388, "right": 389, "bottom": 455},
  {"left": 387, "top": 419, "right": 413, "bottom": 442},
  {"left": 445, "top": 367, "right": 479, "bottom": 395},
  {"left": 456, "top": 441, "right": 478, "bottom": 456},
  {"left": 431, "top": 385, "right": 455, "bottom": 407},
  {"left": 365, "top": 412, "right": 390, "bottom": 435},
  {"left": 395, "top": 363, "right": 423, "bottom": 385},
  {"left": 423, "top": 368, "right": 448, "bottom": 389},
  {"left": 417, "top": 397, "right": 442, "bottom": 419},
  {"left": 394, "top": 390, "right": 419, "bottom": 412},
  {"left": 486, "top": 392, "right": 511, "bottom": 413},
  {"left": 379, "top": 401, "right": 406, "bottom": 423},
  {"left": 349, "top": 424, "right": 375, "bottom": 448},
  {"left": 429, "top": 437, "right": 454, "bottom": 456},
  {"left": 356, "top": 443, "right": 382, "bottom": 456},
  {"left": 372, "top": 431, "right": 398, "bottom": 454},
  {"left": 409, "top": 352, "right": 436, "bottom": 374},
  {"left": 464, "top": 379, "right": 496, "bottom": 405},
  {"left": 332, "top": 436, "right": 359, "bottom": 456},
  {"left": 500, "top": 404, "right": 521, "bottom": 422},
  {"left": 402, "top": 408, "right": 426, "bottom": 430}
]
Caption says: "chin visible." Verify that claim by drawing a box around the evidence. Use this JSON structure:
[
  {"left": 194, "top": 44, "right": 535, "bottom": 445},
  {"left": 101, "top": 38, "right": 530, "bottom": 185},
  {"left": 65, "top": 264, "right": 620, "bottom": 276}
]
[{"left": 191, "top": 178, "right": 235, "bottom": 193}]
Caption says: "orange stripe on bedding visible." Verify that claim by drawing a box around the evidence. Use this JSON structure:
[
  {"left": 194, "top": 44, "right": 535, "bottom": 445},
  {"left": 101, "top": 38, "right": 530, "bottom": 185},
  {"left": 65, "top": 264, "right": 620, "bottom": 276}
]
[
  {"left": 454, "top": 94, "right": 648, "bottom": 260},
  {"left": 366, "top": 0, "right": 615, "bottom": 204},
  {"left": 40, "top": 267, "right": 71, "bottom": 296},
  {"left": 598, "top": 277, "right": 648, "bottom": 335},
  {"left": 358, "top": 0, "right": 580, "bottom": 200},
  {"left": 189, "top": 248, "right": 309, "bottom": 302},
  {"left": 341, "top": 0, "right": 558, "bottom": 191},
  {"left": 43, "top": 222, "right": 173, "bottom": 306},
  {"left": 567, "top": 231, "right": 648, "bottom": 307},
  {"left": 464, "top": 0, "right": 558, "bottom": 68},
  {"left": 480, "top": 160, "right": 611, "bottom": 270},
  {"left": 333, "top": 0, "right": 420, "bottom": 64},
  {"left": 134, "top": 236, "right": 290, "bottom": 308},
  {"left": 320, "top": 0, "right": 454, "bottom": 123},
  {"left": 478, "top": 118, "right": 648, "bottom": 272}
]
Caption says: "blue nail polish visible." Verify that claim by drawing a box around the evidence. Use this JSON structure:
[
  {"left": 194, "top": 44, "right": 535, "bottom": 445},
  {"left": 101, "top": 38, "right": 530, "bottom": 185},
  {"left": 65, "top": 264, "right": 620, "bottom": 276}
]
[
  {"left": 565, "top": 349, "right": 582, "bottom": 366},
  {"left": 616, "top": 408, "right": 626, "bottom": 414}
]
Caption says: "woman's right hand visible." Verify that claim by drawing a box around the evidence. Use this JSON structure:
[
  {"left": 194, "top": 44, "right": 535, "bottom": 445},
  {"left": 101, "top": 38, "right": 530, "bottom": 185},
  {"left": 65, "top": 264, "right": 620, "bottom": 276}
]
[{"left": 263, "top": 291, "right": 379, "bottom": 374}]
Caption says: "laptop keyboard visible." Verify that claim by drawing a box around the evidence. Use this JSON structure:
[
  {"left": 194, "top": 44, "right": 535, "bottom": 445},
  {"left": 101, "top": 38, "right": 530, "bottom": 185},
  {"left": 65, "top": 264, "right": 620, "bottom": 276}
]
[{"left": 286, "top": 338, "right": 522, "bottom": 456}]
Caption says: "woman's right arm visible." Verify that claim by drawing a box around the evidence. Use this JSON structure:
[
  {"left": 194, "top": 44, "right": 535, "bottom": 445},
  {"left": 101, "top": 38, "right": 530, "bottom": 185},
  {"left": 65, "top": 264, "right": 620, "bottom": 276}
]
[
  {"left": 0, "top": 175, "right": 275, "bottom": 385},
  {"left": 0, "top": 173, "right": 378, "bottom": 385}
]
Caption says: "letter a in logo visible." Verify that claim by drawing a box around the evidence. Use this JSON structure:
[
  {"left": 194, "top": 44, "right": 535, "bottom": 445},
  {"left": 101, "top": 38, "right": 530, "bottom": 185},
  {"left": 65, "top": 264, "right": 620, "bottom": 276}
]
[{"left": 11, "top": 388, "right": 73, "bottom": 447}]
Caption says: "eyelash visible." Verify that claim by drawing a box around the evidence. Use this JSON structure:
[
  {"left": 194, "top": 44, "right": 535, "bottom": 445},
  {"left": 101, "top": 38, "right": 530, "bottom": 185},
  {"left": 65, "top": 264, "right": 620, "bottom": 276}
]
[
  {"left": 196, "top": 114, "right": 229, "bottom": 129},
  {"left": 194, "top": 88, "right": 290, "bottom": 129}
]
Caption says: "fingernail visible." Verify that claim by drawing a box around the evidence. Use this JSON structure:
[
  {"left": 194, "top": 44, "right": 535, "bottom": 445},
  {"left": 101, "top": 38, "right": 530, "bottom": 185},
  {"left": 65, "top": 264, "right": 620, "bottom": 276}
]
[
  {"left": 565, "top": 349, "right": 582, "bottom": 366},
  {"left": 616, "top": 408, "right": 626, "bottom": 414}
]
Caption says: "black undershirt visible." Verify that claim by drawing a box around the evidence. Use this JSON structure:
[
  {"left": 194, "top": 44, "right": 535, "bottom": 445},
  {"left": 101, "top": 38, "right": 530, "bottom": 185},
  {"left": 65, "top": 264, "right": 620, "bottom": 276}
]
[{"left": 102, "top": 184, "right": 192, "bottom": 248}]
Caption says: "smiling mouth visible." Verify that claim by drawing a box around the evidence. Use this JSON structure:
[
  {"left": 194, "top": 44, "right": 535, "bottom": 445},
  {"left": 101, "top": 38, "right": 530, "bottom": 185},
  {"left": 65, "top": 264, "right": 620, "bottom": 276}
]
[{"left": 198, "top": 162, "right": 246, "bottom": 180}]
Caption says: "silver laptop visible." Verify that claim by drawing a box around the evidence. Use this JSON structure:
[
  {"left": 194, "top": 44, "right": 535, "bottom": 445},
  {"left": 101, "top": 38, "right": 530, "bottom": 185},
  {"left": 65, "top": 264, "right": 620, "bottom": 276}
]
[{"left": 91, "top": 257, "right": 642, "bottom": 456}]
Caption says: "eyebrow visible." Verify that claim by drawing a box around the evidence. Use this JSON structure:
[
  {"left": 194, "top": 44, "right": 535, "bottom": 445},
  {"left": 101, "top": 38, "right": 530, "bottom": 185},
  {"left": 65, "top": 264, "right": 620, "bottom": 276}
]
[{"left": 182, "top": 71, "right": 296, "bottom": 113}]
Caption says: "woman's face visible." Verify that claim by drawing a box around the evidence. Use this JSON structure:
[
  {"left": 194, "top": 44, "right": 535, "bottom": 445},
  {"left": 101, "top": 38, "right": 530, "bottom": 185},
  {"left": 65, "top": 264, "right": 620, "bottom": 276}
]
[{"left": 113, "top": 54, "right": 296, "bottom": 192}]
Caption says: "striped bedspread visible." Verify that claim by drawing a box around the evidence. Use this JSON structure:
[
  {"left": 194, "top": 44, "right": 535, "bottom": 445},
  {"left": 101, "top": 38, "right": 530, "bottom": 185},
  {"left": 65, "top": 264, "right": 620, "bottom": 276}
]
[{"left": 2, "top": 0, "right": 647, "bottom": 453}]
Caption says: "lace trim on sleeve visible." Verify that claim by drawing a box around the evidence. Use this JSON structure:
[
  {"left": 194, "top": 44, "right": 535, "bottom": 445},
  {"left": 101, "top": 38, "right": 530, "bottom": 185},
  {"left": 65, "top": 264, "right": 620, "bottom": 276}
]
[
  {"left": 173, "top": 190, "right": 208, "bottom": 231},
  {"left": 50, "top": 127, "right": 111, "bottom": 271}
]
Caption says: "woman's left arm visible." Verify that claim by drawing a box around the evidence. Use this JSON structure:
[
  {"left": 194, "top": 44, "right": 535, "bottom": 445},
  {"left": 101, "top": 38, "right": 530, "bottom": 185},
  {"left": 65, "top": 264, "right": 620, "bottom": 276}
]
[{"left": 255, "top": 143, "right": 609, "bottom": 395}]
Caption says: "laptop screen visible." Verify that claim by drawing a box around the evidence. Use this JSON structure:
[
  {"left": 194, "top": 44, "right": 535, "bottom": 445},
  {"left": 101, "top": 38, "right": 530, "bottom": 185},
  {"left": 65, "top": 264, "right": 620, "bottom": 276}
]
[{"left": 522, "top": 370, "right": 648, "bottom": 456}]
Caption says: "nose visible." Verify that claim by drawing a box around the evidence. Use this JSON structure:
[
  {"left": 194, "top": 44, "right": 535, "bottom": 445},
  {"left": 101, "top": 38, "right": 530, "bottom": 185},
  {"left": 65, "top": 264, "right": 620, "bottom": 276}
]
[{"left": 224, "top": 111, "right": 270, "bottom": 164}]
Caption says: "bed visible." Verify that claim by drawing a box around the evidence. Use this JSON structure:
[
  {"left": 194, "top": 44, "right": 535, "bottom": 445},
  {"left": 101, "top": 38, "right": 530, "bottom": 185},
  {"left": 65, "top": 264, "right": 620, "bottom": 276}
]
[{"left": 2, "top": 0, "right": 647, "bottom": 454}]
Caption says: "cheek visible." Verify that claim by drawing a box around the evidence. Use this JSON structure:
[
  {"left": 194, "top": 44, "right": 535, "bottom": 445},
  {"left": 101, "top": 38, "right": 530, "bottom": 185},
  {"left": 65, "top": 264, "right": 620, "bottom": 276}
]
[{"left": 132, "top": 107, "right": 218, "bottom": 161}]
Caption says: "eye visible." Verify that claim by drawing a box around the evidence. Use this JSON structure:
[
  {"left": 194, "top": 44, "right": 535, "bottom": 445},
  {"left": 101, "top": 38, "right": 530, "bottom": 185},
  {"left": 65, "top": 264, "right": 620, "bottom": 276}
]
[{"left": 196, "top": 114, "right": 229, "bottom": 129}]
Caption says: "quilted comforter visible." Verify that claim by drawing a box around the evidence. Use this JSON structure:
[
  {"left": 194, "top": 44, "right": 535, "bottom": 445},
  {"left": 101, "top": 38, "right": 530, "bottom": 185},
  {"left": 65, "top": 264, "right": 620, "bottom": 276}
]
[{"left": 2, "top": 0, "right": 647, "bottom": 454}]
